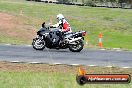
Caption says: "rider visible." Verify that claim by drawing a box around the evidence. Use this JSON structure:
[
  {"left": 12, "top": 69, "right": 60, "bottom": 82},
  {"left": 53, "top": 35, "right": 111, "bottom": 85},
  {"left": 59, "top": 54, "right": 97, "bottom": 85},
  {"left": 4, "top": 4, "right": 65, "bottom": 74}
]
[
  {"left": 51, "top": 14, "right": 72, "bottom": 33},
  {"left": 50, "top": 14, "right": 72, "bottom": 43}
]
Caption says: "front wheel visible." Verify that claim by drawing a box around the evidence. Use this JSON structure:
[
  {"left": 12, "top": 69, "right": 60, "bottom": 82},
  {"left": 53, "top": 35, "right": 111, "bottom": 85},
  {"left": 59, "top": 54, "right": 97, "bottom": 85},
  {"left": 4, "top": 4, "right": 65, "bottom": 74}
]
[
  {"left": 32, "top": 38, "right": 45, "bottom": 50},
  {"left": 69, "top": 40, "right": 84, "bottom": 52}
]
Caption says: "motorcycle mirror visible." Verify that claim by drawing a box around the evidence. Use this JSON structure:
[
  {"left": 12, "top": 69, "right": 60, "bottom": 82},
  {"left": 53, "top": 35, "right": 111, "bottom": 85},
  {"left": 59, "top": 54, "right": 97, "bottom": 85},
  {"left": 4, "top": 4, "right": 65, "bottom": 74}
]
[{"left": 42, "top": 22, "right": 45, "bottom": 28}]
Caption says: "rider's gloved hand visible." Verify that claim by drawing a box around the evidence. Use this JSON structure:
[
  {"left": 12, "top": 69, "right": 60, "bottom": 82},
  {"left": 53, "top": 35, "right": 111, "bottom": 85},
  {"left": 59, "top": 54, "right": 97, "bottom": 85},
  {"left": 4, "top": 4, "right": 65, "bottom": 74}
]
[{"left": 58, "top": 29, "right": 63, "bottom": 32}]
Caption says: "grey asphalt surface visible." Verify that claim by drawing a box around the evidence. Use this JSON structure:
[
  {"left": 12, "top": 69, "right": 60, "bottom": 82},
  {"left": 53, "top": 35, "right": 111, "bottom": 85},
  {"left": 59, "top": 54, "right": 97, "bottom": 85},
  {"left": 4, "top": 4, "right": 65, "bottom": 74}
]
[{"left": 0, "top": 44, "right": 132, "bottom": 67}]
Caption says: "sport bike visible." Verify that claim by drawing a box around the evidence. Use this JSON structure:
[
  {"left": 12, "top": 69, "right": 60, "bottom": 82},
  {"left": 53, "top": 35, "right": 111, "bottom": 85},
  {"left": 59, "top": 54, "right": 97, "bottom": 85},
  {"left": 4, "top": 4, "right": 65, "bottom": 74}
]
[{"left": 32, "top": 22, "right": 86, "bottom": 52}]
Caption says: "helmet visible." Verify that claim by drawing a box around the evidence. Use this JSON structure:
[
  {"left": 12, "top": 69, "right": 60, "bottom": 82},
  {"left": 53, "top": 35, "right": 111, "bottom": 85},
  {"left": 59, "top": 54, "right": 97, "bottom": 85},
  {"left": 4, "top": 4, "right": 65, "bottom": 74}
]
[{"left": 56, "top": 14, "right": 64, "bottom": 20}]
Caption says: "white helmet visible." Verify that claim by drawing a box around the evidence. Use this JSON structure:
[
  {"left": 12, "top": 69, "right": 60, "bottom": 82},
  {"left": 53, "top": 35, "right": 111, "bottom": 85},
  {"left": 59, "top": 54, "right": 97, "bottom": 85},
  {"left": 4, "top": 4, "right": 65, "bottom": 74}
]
[{"left": 56, "top": 14, "right": 64, "bottom": 20}]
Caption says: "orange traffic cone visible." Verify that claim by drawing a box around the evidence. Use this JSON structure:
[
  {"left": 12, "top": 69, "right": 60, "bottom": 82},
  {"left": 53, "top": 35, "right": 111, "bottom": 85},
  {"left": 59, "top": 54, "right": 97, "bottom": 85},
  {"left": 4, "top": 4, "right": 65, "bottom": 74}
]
[
  {"left": 20, "top": 10, "right": 23, "bottom": 16},
  {"left": 50, "top": 16, "right": 53, "bottom": 25},
  {"left": 98, "top": 32, "right": 103, "bottom": 48},
  {"left": 85, "top": 35, "right": 88, "bottom": 48}
]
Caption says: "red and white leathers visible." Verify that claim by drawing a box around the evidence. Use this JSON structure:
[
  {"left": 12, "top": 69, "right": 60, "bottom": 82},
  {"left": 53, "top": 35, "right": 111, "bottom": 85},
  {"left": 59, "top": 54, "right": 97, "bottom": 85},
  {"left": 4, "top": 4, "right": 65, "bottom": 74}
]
[
  {"left": 60, "top": 18, "right": 72, "bottom": 33},
  {"left": 52, "top": 19, "right": 72, "bottom": 33}
]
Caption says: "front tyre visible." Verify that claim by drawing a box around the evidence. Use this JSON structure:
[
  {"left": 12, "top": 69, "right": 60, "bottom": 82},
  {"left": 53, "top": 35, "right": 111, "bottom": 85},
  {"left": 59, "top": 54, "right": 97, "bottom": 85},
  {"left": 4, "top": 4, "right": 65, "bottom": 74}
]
[
  {"left": 32, "top": 38, "right": 45, "bottom": 50},
  {"left": 69, "top": 40, "right": 84, "bottom": 52}
]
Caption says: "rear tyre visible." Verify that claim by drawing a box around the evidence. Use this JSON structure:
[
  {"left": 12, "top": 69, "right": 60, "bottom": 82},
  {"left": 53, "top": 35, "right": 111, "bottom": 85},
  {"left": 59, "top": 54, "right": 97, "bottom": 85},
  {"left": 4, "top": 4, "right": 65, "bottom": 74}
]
[
  {"left": 32, "top": 38, "right": 45, "bottom": 50},
  {"left": 69, "top": 40, "right": 83, "bottom": 52}
]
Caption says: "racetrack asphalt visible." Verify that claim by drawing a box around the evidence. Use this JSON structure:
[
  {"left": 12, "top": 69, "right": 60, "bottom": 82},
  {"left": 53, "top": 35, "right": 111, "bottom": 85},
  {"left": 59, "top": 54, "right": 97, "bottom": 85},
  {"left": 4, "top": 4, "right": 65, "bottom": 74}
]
[{"left": 0, "top": 44, "right": 132, "bottom": 67}]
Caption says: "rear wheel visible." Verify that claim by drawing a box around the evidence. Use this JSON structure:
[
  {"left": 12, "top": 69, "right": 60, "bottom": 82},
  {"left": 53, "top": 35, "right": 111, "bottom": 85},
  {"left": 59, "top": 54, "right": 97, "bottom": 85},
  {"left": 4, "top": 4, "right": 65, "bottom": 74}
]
[
  {"left": 69, "top": 40, "right": 84, "bottom": 52},
  {"left": 32, "top": 38, "right": 45, "bottom": 50}
]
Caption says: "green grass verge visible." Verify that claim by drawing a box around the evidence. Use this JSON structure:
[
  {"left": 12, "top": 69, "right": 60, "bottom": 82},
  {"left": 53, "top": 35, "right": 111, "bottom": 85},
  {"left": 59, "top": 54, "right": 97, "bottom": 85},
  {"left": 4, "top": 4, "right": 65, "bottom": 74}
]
[
  {"left": 0, "top": 0, "right": 132, "bottom": 49},
  {"left": 0, "top": 62, "right": 132, "bottom": 88},
  {"left": 0, "top": 34, "right": 27, "bottom": 44},
  {"left": 0, "top": 71, "right": 131, "bottom": 88}
]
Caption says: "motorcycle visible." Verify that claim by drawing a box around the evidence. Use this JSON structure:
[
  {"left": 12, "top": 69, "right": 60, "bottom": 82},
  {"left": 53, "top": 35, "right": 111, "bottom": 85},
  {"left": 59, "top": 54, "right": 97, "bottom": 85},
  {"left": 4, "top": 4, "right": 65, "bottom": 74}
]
[{"left": 32, "top": 22, "right": 86, "bottom": 52}]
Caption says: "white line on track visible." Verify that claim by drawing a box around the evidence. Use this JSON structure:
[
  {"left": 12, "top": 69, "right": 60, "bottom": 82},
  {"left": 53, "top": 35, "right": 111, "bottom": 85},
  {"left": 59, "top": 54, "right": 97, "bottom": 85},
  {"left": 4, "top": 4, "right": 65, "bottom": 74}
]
[
  {"left": 122, "top": 67, "right": 130, "bottom": 68},
  {"left": 88, "top": 65, "right": 96, "bottom": 67},
  {"left": 106, "top": 66, "right": 113, "bottom": 68}
]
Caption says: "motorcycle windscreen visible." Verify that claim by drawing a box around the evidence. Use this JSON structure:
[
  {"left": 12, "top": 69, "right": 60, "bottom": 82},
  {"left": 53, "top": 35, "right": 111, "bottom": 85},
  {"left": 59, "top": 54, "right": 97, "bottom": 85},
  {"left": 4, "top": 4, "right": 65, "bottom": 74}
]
[{"left": 38, "top": 28, "right": 50, "bottom": 35}]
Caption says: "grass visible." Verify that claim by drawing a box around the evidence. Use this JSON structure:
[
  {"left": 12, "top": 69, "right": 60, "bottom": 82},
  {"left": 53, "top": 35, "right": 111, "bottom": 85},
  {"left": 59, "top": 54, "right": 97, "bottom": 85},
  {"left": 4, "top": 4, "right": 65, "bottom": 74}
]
[
  {"left": 0, "top": 62, "right": 132, "bottom": 88},
  {"left": 0, "top": 0, "right": 132, "bottom": 49},
  {"left": 0, "top": 71, "right": 131, "bottom": 88},
  {"left": 0, "top": 34, "right": 27, "bottom": 44}
]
